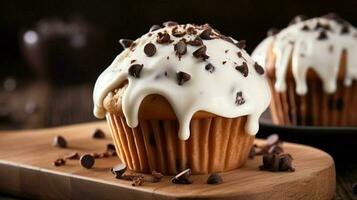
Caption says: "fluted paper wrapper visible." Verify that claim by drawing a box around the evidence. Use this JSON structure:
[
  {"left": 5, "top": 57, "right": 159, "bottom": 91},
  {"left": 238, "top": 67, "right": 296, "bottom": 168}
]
[
  {"left": 106, "top": 113, "right": 254, "bottom": 175},
  {"left": 269, "top": 79, "right": 357, "bottom": 126}
]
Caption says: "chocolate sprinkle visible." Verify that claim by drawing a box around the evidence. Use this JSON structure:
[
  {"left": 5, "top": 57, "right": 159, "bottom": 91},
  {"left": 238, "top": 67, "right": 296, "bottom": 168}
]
[
  {"left": 199, "top": 28, "right": 213, "bottom": 40},
  {"left": 235, "top": 62, "right": 249, "bottom": 77},
  {"left": 317, "top": 31, "right": 328, "bottom": 40},
  {"left": 162, "top": 21, "right": 178, "bottom": 27},
  {"left": 149, "top": 24, "right": 161, "bottom": 32},
  {"left": 174, "top": 40, "right": 187, "bottom": 58},
  {"left": 192, "top": 45, "right": 209, "bottom": 60},
  {"left": 119, "top": 39, "right": 134, "bottom": 49},
  {"left": 235, "top": 91, "right": 245, "bottom": 106},
  {"left": 144, "top": 42, "right": 156, "bottom": 57},
  {"left": 157, "top": 32, "right": 172, "bottom": 44},
  {"left": 176, "top": 71, "right": 191, "bottom": 85},
  {"left": 267, "top": 28, "right": 280, "bottom": 36},
  {"left": 254, "top": 62, "right": 265, "bottom": 75},
  {"left": 236, "top": 40, "right": 246, "bottom": 49},
  {"left": 128, "top": 64, "right": 144, "bottom": 78},
  {"left": 205, "top": 63, "right": 215, "bottom": 73}
]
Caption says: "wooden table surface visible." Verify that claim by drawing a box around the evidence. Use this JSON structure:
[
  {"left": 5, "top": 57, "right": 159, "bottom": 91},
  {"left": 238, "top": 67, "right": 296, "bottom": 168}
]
[{"left": 0, "top": 80, "right": 356, "bottom": 200}]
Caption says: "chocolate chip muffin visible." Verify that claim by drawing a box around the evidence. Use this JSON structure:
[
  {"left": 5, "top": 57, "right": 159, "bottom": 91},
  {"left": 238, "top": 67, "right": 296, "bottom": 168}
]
[
  {"left": 93, "top": 22, "right": 271, "bottom": 175},
  {"left": 252, "top": 14, "right": 357, "bottom": 127}
]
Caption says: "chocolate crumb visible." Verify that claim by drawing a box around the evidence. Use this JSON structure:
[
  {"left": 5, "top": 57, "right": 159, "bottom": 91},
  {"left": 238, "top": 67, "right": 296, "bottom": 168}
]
[
  {"left": 132, "top": 176, "right": 144, "bottom": 186},
  {"left": 157, "top": 32, "right": 172, "bottom": 44},
  {"left": 237, "top": 52, "right": 243, "bottom": 58},
  {"left": 53, "top": 158, "right": 66, "bottom": 167},
  {"left": 222, "top": 61, "right": 227, "bottom": 65},
  {"left": 166, "top": 56, "right": 170, "bottom": 60},
  {"left": 260, "top": 154, "right": 280, "bottom": 172},
  {"left": 64, "top": 152, "right": 80, "bottom": 160},
  {"left": 172, "top": 169, "right": 192, "bottom": 184},
  {"left": 80, "top": 154, "right": 95, "bottom": 169},
  {"left": 192, "top": 45, "right": 209, "bottom": 60},
  {"left": 199, "top": 28, "right": 213, "bottom": 40},
  {"left": 92, "top": 128, "right": 106, "bottom": 139},
  {"left": 317, "top": 31, "right": 328, "bottom": 40},
  {"left": 207, "top": 173, "right": 223, "bottom": 184},
  {"left": 128, "top": 64, "right": 144, "bottom": 78},
  {"left": 254, "top": 62, "right": 265, "bottom": 75},
  {"left": 52, "top": 135, "right": 67, "bottom": 148},
  {"left": 187, "top": 37, "right": 203, "bottom": 46},
  {"left": 151, "top": 170, "right": 164, "bottom": 183},
  {"left": 91, "top": 152, "right": 100, "bottom": 159},
  {"left": 225, "top": 49, "right": 229, "bottom": 53},
  {"left": 235, "top": 91, "right": 245, "bottom": 106},
  {"left": 176, "top": 71, "right": 191, "bottom": 85},
  {"left": 205, "top": 63, "right": 215, "bottom": 73},
  {"left": 279, "top": 154, "right": 295, "bottom": 172},
  {"left": 174, "top": 40, "right": 187, "bottom": 58},
  {"left": 111, "top": 163, "right": 127, "bottom": 178},
  {"left": 119, "top": 39, "right": 134, "bottom": 49},
  {"left": 149, "top": 24, "right": 161, "bottom": 32},
  {"left": 235, "top": 62, "right": 249, "bottom": 77},
  {"left": 130, "top": 60, "right": 136, "bottom": 64},
  {"left": 236, "top": 40, "right": 246, "bottom": 49},
  {"left": 162, "top": 21, "right": 178, "bottom": 27},
  {"left": 144, "top": 42, "right": 157, "bottom": 57},
  {"left": 267, "top": 28, "right": 280, "bottom": 36}
]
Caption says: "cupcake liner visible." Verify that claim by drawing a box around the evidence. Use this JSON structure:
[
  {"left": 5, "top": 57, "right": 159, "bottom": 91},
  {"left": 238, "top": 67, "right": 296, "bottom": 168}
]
[
  {"left": 269, "top": 78, "right": 357, "bottom": 126},
  {"left": 106, "top": 114, "right": 254, "bottom": 175}
]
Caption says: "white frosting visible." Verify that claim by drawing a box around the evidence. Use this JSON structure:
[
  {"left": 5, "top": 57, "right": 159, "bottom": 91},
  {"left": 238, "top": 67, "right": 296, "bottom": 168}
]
[
  {"left": 252, "top": 16, "right": 357, "bottom": 95},
  {"left": 93, "top": 24, "right": 271, "bottom": 140}
]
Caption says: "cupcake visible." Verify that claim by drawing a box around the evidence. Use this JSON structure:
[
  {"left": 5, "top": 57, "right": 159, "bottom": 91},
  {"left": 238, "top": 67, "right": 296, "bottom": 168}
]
[
  {"left": 252, "top": 14, "right": 357, "bottom": 127},
  {"left": 93, "top": 22, "right": 271, "bottom": 174}
]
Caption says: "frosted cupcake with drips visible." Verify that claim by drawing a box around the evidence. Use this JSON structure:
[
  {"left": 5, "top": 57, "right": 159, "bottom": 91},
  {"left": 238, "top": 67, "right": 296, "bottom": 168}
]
[
  {"left": 252, "top": 13, "right": 357, "bottom": 127},
  {"left": 93, "top": 22, "right": 271, "bottom": 174}
]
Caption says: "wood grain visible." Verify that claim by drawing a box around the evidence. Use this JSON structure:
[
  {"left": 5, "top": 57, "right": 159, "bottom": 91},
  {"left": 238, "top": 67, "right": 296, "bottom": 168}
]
[{"left": 0, "top": 121, "right": 335, "bottom": 200}]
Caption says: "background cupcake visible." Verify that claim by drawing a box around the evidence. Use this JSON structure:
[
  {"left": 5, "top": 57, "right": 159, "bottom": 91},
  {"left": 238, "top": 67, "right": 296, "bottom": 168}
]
[
  {"left": 93, "top": 22, "right": 271, "bottom": 175},
  {"left": 252, "top": 14, "right": 357, "bottom": 127}
]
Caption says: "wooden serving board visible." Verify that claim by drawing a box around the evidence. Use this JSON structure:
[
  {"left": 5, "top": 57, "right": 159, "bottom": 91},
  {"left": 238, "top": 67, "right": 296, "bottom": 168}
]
[{"left": 0, "top": 121, "right": 335, "bottom": 200}]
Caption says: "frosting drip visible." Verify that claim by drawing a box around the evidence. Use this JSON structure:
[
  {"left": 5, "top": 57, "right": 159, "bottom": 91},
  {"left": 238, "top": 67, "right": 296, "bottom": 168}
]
[
  {"left": 93, "top": 24, "right": 271, "bottom": 140},
  {"left": 252, "top": 15, "right": 357, "bottom": 95}
]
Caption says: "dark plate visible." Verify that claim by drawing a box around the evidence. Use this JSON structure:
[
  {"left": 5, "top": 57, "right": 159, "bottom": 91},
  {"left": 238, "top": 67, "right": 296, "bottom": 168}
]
[{"left": 257, "top": 110, "right": 357, "bottom": 163}]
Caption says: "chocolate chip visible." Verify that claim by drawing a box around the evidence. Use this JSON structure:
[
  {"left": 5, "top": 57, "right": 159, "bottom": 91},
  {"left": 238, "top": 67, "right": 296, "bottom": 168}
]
[
  {"left": 260, "top": 154, "right": 280, "bottom": 172},
  {"left": 317, "top": 31, "right": 328, "bottom": 40},
  {"left": 162, "top": 21, "right": 178, "bottom": 27},
  {"left": 301, "top": 25, "right": 310, "bottom": 31},
  {"left": 187, "top": 37, "right": 203, "bottom": 46},
  {"left": 53, "top": 158, "right": 66, "bottom": 167},
  {"left": 192, "top": 45, "right": 209, "bottom": 60},
  {"left": 279, "top": 154, "right": 295, "bottom": 172},
  {"left": 267, "top": 28, "right": 280, "bottom": 36},
  {"left": 199, "top": 28, "right": 213, "bottom": 40},
  {"left": 235, "top": 91, "right": 245, "bottom": 106},
  {"left": 254, "top": 62, "right": 265, "bottom": 75},
  {"left": 172, "top": 26, "right": 186, "bottom": 37},
  {"left": 64, "top": 152, "right": 80, "bottom": 160},
  {"left": 144, "top": 42, "right": 156, "bottom": 57},
  {"left": 205, "top": 63, "right": 215, "bottom": 73},
  {"left": 174, "top": 40, "right": 187, "bottom": 58},
  {"left": 151, "top": 170, "right": 164, "bottom": 183},
  {"left": 289, "top": 15, "right": 308, "bottom": 25},
  {"left": 132, "top": 176, "right": 144, "bottom": 186},
  {"left": 222, "top": 61, "right": 227, "bottom": 65},
  {"left": 149, "top": 24, "right": 161, "bottom": 32},
  {"left": 236, "top": 40, "right": 246, "bottom": 49},
  {"left": 107, "top": 143, "right": 116, "bottom": 151},
  {"left": 341, "top": 25, "right": 350, "bottom": 34},
  {"left": 52, "top": 135, "right": 67, "bottom": 148},
  {"left": 206, "top": 173, "right": 223, "bottom": 184},
  {"left": 119, "top": 39, "right": 134, "bottom": 49},
  {"left": 80, "top": 154, "right": 95, "bottom": 169},
  {"left": 176, "top": 71, "right": 191, "bottom": 85},
  {"left": 172, "top": 169, "right": 192, "bottom": 184},
  {"left": 128, "top": 64, "right": 143, "bottom": 78},
  {"left": 111, "top": 163, "right": 127, "bottom": 178},
  {"left": 186, "top": 26, "right": 197, "bottom": 35},
  {"left": 235, "top": 62, "right": 248, "bottom": 77},
  {"left": 237, "top": 52, "right": 243, "bottom": 58},
  {"left": 92, "top": 128, "right": 106, "bottom": 139},
  {"left": 266, "top": 134, "right": 280, "bottom": 146},
  {"left": 225, "top": 49, "right": 229, "bottom": 53},
  {"left": 157, "top": 32, "right": 172, "bottom": 44}
]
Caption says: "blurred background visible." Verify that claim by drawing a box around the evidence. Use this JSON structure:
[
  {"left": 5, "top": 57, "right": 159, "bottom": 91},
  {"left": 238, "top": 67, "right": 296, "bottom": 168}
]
[{"left": 0, "top": 0, "right": 356, "bottom": 130}]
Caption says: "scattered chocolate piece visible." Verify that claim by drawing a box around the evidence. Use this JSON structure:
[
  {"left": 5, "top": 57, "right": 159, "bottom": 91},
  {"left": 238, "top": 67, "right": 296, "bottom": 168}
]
[
  {"left": 64, "top": 152, "right": 80, "bottom": 160},
  {"left": 172, "top": 169, "right": 192, "bottom": 184},
  {"left": 91, "top": 152, "right": 100, "bottom": 159},
  {"left": 151, "top": 170, "right": 164, "bottom": 183},
  {"left": 128, "top": 64, "right": 144, "bottom": 78},
  {"left": 279, "top": 154, "right": 295, "bottom": 172},
  {"left": 53, "top": 158, "right": 66, "bottom": 167},
  {"left": 199, "top": 28, "right": 213, "bottom": 40},
  {"left": 236, "top": 40, "right": 246, "bottom": 49},
  {"left": 224, "top": 49, "right": 229, "bottom": 53},
  {"left": 144, "top": 42, "right": 157, "bottom": 57},
  {"left": 235, "top": 62, "right": 248, "bottom": 77},
  {"left": 289, "top": 15, "right": 308, "bottom": 25},
  {"left": 186, "top": 26, "right": 197, "bottom": 35},
  {"left": 52, "top": 135, "right": 67, "bottom": 148},
  {"left": 132, "top": 176, "right": 144, "bottom": 186},
  {"left": 260, "top": 154, "right": 280, "bottom": 172},
  {"left": 205, "top": 63, "right": 215, "bottom": 73},
  {"left": 176, "top": 71, "right": 191, "bottom": 85},
  {"left": 341, "top": 25, "right": 350, "bottom": 34},
  {"left": 119, "top": 174, "right": 143, "bottom": 181},
  {"left": 266, "top": 134, "right": 280, "bottom": 146},
  {"left": 162, "top": 21, "right": 178, "bottom": 27},
  {"left": 157, "top": 32, "right": 172, "bottom": 44},
  {"left": 206, "top": 173, "right": 223, "bottom": 185},
  {"left": 301, "top": 25, "right": 310, "bottom": 31},
  {"left": 237, "top": 51, "right": 243, "bottom": 58},
  {"left": 80, "top": 154, "right": 95, "bottom": 169},
  {"left": 111, "top": 163, "right": 127, "bottom": 178},
  {"left": 174, "top": 40, "right": 187, "bottom": 58},
  {"left": 254, "top": 62, "right": 265, "bottom": 75},
  {"left": 267, "top": 28, "right": 280, "bottom": 36},
  {"left": 192, "top": 45, "right": 209, "bottom": 60},
  {"left": 187, "top": 37, "right": 203, "bottom": 46},
  {"left": 222, "top": 61, "right": 227, "bottom": 65},
  {"left": 235, "top": 91, "right": 245, "bottom": 106},
  {"left": 149, "top": 24, "right": 161, "bottom": 32},
  {"left": 172, "top": 26, "right": 186, "bottom": 37},
  {"left": 119, "top": 39, "right": 134, "bottom": 49},
  {"left": 130, "top": 60, "right": 136, "bottom": 64},
  {"left": 107, "top": 143, "right": 116, "bottom": 151},
  {"left": 317, "top": 31, "right": 328, "bottom": 40},
  {"left": 92, "top": 128, "right": 106, "bottom": 139},
  {"left": 100, "top": 152, "right": 110, "bottom": 158}
]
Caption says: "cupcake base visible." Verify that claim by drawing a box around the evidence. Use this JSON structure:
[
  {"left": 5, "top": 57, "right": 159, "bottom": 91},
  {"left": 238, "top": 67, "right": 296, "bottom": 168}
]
[
  {"left": 106, "top": 114, "right": 254, "bottom": 175},
  {"left": 269, "top": 78, "right": 357, "bottom": 126}
]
